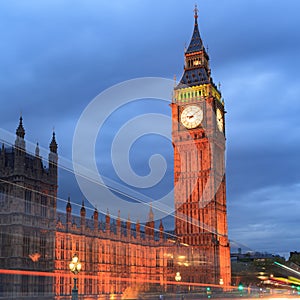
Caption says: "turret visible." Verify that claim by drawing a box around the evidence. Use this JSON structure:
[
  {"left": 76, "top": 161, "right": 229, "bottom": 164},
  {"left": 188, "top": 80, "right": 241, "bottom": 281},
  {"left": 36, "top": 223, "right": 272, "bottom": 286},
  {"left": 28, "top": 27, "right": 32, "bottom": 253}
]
[
  {"left": 15, "top": 116, "right": 25, "bottom": 149},
  {"left": 126, "top": 215, "right": 131, "bottom": 237},
  {"left": 136, "top": 219, "right": 140, "bottom": 239},
  {"left": 159, "top": 220, "right": 164, "bottom": 240},
  {"left": 35, "top": 142, "right": 40, "bottom": 158},
  {"left": 49, "top": 131, "right": 58, "bottom": 153},
  {"left": 145, "top": 205, "right": 155, "bottom": 238},
  {"left": 116, "top": 210, "right": 121, "bottom": 235},
  {"left": 80, "top": 200, "right": 86, "bottom": 230},
  {"left": 0, "top": 143, "right": 5, "bottom": 170},
  {"left": 14, "top": 117, "right": 26, "bottom": 173},
  {"left": 34, "top": 142, "right": 43, "bottom": 175},
  {"left": 93, "top": 208, "right": 98, "bottom": 231},
  {"left": 48, "top": 131, "right": 58, "bottom": 179},
  {"left": 66, "top": 196, "right": 72, "bottom": 229},
  {"left": 105, "top": 209, "right": 110, "bottom": 232}
]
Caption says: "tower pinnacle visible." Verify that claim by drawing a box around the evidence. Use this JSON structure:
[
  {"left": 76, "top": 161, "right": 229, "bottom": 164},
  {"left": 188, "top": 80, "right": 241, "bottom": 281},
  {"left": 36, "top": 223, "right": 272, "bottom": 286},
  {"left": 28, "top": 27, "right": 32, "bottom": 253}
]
[
  {"left": 16, "top": 116, "right": 25, "bottom": 138},
  {"left": 186, "top": 5, "right": 203, "bottom": 54},
  {"left": 194, "top": 4, "right": 198, "bottom": 23},
  {"left": 176, "top": 6, "right": 211, "bottom": 89},
  {"left": 49, "top": 131, "right": 58, "bottom": 153}
]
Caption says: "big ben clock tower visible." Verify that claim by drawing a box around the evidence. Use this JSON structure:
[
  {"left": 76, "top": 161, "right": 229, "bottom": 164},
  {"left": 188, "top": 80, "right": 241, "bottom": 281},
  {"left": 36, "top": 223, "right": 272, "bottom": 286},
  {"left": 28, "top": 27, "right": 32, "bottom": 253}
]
[{"left": 171, "top": 6, "right": 231, "bottom": 286}]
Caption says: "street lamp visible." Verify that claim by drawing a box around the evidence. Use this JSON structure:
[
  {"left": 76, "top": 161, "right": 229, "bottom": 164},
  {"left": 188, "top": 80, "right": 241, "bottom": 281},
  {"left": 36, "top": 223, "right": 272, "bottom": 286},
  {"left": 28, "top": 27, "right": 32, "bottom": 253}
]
[
  {"left": 175, "top": 272, "right": 181, "bottom": 295},
  {"left": 69, "top": 254, "right": 82, "bottom": 300}
]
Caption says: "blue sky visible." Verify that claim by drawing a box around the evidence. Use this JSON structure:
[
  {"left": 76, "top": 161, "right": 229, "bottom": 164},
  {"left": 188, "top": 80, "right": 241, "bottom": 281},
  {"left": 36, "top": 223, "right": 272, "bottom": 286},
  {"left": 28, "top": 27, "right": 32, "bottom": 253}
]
[{"left": 1, "top": 0, "right": 300, "bottom": 258}]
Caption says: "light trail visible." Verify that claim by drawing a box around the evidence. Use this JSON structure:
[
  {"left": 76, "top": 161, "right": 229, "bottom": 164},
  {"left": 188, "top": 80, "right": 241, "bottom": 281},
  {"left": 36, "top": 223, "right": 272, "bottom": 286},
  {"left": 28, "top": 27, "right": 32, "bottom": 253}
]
[
  {"left": 0, "top": 268, "right": 236, "bottom": 290},
  {"left": 274, "top": 261, "right": 300, "bottom": 277}
]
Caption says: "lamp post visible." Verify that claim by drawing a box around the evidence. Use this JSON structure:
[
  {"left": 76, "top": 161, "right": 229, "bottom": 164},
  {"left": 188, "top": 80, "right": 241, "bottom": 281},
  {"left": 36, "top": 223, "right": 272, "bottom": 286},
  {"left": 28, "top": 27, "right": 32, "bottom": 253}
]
[
  {"left": 175, "top": 272, "right": 181, "bottom": 296},
  {"left": 69, "top": 254, "right": 82, "bottom": 300}
]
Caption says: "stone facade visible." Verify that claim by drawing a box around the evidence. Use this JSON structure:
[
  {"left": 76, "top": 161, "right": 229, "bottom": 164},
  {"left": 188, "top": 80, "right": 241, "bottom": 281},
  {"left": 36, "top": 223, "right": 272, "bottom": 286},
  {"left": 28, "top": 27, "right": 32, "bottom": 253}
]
[
  {"left": 0, "top": 9, "right": 231, "bottom": 299},
  {"left": 54, "top": 203, "right": 174, "bottom": 298},
  {"left": 0, "top": 117, "right": 57, "bottom": 299},
  {"left": 171, "top": 7, "right": 231, "bottom": 287}
]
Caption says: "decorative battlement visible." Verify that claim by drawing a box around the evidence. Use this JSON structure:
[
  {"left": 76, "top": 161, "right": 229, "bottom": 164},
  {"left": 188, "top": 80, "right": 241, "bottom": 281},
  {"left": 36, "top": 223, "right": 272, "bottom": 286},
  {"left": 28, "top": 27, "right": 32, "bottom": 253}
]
[{"left": 57, "top": 199, "right": 168, "bottom": 244}]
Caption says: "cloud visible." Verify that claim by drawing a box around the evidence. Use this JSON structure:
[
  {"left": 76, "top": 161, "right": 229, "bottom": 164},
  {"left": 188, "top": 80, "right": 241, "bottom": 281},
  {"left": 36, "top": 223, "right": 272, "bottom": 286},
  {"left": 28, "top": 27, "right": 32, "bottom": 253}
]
[{"left": 228, "top": 183, "right": 300, "bottom": 256}]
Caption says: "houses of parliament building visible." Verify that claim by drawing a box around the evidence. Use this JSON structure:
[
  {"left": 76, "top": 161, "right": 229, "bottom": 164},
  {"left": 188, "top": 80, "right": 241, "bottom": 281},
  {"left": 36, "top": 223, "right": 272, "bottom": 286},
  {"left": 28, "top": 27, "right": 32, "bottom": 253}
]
[{"left": 0, "top": 8, "right": 231, "bottom": 299}]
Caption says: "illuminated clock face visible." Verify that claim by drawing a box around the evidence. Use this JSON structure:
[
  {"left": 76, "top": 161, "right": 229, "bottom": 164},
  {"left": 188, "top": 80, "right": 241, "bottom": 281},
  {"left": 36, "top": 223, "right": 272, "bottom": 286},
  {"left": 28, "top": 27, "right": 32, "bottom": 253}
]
[
  {"left": 180, "top": 105, "right": 203, "bottom": 129},
  {"left": 216, "top": 108, "right": 223, "bottom": 132},
  {"left": 193, "top": 60, "right": 200, "bottom": 66}
]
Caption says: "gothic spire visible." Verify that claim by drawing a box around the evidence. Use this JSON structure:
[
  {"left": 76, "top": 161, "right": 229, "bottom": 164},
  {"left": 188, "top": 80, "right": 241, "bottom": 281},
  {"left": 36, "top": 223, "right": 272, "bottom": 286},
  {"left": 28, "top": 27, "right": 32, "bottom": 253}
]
[
  {"left": 49, "top": 131, "right": 58, "bottom": 153},
  {"left": 16, "top": 116, "right": 25, "bottom": 138},
  {"left": 148, "top": 204, "right": 154, "bottom": 223},
  {"left": 35, "top": 142, "right": 40, "bottom": 157},
  {"left": 80, "top": 199, "right": 86, "bottom": 215},
  {"left": 93, "top": 207, "right": 98, "bottom": 220},
  {"left": 185, "top": 4, "right": 203, "bottom": 54},
  {"left": 176, "top": 6, "right": 211, "bottom": 89},
  {"left": 66, "top": 196, "right": 72, "bottom": 213}
]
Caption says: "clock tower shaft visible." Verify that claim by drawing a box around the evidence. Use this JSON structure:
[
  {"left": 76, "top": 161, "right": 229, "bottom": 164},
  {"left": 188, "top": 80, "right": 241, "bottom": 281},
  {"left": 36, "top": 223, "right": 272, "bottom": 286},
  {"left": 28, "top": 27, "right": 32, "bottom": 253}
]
[{"left": 172, "top": 7, "right": 231, "bottom": 286}]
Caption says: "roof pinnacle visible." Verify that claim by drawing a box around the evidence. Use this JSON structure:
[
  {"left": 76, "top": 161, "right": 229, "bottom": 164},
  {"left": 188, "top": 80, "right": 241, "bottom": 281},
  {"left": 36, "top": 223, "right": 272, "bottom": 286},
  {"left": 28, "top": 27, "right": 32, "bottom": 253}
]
[
  {"left": 80, "top": 199, "right": 86, "bottom": 215},
  {"left": 50, "top": 131, "right": 58, "bottom": 153},
  {"left": 66, "top": 196, "right": 72, "bottom": 212},
  {"left": 16, "top": 116, "right": 25, "bottom": 138}
]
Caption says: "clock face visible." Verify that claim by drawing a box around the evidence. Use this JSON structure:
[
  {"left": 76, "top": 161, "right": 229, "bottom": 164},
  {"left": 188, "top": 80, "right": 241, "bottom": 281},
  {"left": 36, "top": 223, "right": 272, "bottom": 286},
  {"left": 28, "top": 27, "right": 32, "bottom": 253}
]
[
  {"left": 193, "top": 60, "right": 200, "bottom": 66},
  {"left": 216, "top": 108, "right": 223, "bottom": 132},
  {"left": 180, "top": 105, "right": 203, "bottom": 129}
]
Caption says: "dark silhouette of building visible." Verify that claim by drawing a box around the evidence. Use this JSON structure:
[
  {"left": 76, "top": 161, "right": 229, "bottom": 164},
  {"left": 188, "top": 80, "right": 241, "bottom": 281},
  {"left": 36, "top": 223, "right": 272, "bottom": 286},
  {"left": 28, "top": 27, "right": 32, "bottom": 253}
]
[{"left": 0, "top": 117, "right": 57, "bottom": 299}]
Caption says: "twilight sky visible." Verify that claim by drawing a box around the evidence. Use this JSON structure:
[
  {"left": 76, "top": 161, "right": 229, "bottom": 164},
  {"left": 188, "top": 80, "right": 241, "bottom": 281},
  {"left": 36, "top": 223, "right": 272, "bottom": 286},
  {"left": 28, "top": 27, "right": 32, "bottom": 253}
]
[{"left": 0, "top": 0, "right": 300, "bottom": 258}]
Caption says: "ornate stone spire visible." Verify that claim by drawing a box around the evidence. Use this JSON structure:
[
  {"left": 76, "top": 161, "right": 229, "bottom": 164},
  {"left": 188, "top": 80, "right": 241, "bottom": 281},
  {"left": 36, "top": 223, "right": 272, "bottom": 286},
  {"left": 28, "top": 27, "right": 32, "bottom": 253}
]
[
  {"left": 159, "top": 219, "right": 164, "bottom": 240},
  {"left": 148, "top": 204, "right": 154, "bottom": 223},
  {"left": 117, "top": 210, "right": 121, "bottom": 229},
  {"left": 15, "top": 116, "right": 26, "bottom": 151},
  {"left": 185, "top": 4, "right": 203, "bottom": 54},
  {"left": 80, "top": 200, "right": 86, "bottom": 216},
  {"left": 126, "top": 214, "right": 131, "bottom": 234},
  {"left": 176, "top": 5, "right": 211, "bottom": 89},
  {"left": 35, "top": 142, "right": 40, "bottom": 157},
  {"left": 105, "top": 209, "right": 110, "bottom": 232},
  {"left": 93, "top": 207, "right": 98, "bottom": 220},
  {"left": 66, "top": 196, "right": 72, "bottom": 213},
  {"left": 49, "top": 131, "right": 58, "bottom": 153},
  {"left": 16, "top": 116, "right": 25, "bottom": 138}
]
